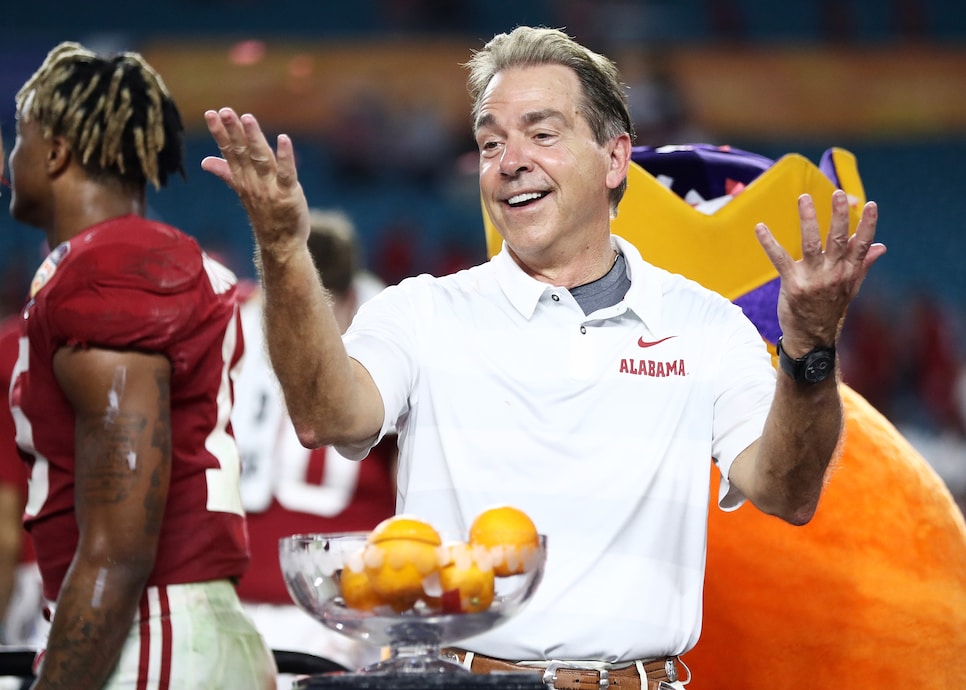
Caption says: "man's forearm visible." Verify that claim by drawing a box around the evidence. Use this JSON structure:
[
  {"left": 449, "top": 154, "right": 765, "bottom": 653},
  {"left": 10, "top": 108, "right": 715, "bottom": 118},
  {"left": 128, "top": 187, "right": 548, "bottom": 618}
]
[
  {"left": 755, "top": 375, "right": 844, "bottom": 525},
  {"left": 258, "top": 245, "right": 361, "bottom": 447},
  {"left": 31, "top": 564, "right": 147, "bottom": 689}
]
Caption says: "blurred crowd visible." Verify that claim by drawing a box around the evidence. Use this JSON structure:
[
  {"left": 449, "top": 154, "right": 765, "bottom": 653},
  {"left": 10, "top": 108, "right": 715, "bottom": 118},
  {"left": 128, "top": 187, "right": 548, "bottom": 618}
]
[
  {"left": 841, "top": 294, "right": 966, "bottom": 438},
  {"left": 839, "top": 292, "right": 966, "bottom": 511}
]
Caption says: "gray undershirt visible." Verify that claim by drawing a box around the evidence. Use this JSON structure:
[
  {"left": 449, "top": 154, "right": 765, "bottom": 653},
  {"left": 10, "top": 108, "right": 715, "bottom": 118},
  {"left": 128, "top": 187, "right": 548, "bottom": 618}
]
[{"left": 569, "top": 252, "right": 630, "bottom": 315}]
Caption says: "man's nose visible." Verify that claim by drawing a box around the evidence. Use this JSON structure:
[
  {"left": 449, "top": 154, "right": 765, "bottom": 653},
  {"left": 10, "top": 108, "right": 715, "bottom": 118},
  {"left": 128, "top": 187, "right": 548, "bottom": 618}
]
[{"left": 499, "top": 138, "right": 531, "bottom": 176}]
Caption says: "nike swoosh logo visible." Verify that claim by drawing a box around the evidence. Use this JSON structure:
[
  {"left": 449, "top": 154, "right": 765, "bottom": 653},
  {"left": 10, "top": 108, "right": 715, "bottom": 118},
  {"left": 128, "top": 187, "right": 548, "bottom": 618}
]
[{"left": 637, "top": 335, "right": 677, "bottom": 348}]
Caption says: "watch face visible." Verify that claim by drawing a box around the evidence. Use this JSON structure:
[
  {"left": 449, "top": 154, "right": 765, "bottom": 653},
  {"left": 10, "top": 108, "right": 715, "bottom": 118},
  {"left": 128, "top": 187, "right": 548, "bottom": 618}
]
[
  {"left": 803, "top": 352, "right": 835, "bottom": 383},
  {"left": 777, "top": 337, "right": 836, "bottom": 384}
]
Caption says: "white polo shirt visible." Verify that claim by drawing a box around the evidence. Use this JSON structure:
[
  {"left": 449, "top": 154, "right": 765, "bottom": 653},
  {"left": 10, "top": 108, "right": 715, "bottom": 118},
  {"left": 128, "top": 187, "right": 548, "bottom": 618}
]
[{"left": 340, "top": 235, "right": 776, "bottom": 662}]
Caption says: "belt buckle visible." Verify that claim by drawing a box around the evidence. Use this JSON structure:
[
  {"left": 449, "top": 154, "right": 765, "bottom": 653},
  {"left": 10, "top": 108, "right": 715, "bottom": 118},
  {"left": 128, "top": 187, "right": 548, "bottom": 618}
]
[
  {"left": 542, "top": 661, "right": 609, "bottom": 690},
  {"left": 665, "top": 658, "right": 678, "bottom": 683}
]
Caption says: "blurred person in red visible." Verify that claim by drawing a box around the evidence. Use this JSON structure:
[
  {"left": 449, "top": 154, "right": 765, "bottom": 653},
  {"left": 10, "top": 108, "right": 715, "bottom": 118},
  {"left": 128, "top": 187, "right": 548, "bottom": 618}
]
[
  {"left": 6, "top": 42, "right": 276, "bottom": 688},
  {"left": 0, "top": 127, "right": 45, "bottom": 656},
  {"left": 838, "top": 298, "right": 899, "bottom": 418},
  {"left": 232, "top": 208, "right": 395, "bottom": 685},
  {"left": 905, "top": 293, "right": 965, "bottom": 437},
  {"left": 0, "top": 313, "right": 45, "bottom": 652}
]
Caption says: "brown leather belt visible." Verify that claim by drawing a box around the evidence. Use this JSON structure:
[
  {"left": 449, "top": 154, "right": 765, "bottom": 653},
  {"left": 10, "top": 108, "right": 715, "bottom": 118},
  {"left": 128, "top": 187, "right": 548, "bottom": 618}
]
[{"left": 442, "top": 648, "right": 680, "bottom": 690}]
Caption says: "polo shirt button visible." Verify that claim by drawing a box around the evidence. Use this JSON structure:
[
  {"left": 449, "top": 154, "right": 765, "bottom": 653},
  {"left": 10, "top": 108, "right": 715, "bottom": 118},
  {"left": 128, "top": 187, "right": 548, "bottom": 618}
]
[
  {"left": 580, "top": 326, "right": 587, "bottom": 334},
  {"left": 551, "top": 294, "right": 560, "bottom": 302}
]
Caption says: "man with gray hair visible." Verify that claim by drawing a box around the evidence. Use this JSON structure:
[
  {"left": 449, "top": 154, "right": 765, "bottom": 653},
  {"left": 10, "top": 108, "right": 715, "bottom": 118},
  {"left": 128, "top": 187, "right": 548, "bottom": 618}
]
[{"left": 203, "top": 26, "right": 884, "bottom": 689}]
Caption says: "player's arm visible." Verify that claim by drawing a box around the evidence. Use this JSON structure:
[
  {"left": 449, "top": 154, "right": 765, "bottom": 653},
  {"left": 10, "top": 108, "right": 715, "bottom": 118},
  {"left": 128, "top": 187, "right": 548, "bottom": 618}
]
[
  {"left": 0, "top": 483, "right": 23, "bottom": 630},
  {"left": 31, "top": 347, "right": 171, "bottom": 690},
  {"left": 202, "top": 108, "right": 384, "bottom": 449}
]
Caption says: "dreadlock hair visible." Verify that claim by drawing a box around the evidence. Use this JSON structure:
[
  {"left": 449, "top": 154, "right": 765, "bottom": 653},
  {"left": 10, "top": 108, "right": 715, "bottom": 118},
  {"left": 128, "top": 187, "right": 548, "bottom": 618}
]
[
  {"left": 15, "top": 41, "right": 185, "bottom": 190},
  {"left": 464, "top": 27, "right": 634, "bottom": 216}
]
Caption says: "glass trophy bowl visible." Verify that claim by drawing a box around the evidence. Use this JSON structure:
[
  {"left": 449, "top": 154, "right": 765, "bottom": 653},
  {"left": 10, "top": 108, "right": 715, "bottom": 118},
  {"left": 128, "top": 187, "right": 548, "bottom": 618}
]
[{"left": 279, "top": 532, "right": 547, "bottom": 675}]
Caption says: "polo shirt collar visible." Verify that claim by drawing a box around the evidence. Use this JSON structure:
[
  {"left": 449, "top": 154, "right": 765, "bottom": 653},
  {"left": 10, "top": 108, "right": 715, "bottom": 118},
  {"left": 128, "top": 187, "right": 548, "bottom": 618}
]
[
  {"left": 491, "top": 235, "right": 664, "bottom": 332},
  {"left": 613, "top": 234, "right": 663, "bottom": 333},
  {"left": 491, "top": 244, "right": 548, "bottom": 320}
]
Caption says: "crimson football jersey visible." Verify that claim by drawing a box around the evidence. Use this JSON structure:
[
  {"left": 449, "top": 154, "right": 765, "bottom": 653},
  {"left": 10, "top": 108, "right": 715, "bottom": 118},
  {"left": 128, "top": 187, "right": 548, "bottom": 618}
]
[
  {"left": 0, "top": 314, "right": 34, "bottom": 564},
  {"left": 8, "top": 215, "right": 250, "bottom": 601}
]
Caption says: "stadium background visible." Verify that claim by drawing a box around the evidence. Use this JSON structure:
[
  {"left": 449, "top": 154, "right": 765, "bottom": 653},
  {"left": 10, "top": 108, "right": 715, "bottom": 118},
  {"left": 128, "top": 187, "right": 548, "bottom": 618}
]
[{"left": 1, "top": 0, "right": 964, "bottom": 502}]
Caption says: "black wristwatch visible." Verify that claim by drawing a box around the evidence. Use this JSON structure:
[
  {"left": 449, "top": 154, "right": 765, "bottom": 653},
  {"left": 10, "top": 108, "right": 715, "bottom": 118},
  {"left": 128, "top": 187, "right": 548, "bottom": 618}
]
[{"left": 776, "top": 336, "right": 836, "bottom": 384}]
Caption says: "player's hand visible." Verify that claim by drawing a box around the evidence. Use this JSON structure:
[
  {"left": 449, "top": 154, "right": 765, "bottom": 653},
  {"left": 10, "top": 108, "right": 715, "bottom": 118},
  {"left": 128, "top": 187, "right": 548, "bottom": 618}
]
[
  {"left": 202, "top": 107, "right": 310, "bottom": 261},
  {"left": 755, "top": 189, "right": 886, "bottom": 354}
]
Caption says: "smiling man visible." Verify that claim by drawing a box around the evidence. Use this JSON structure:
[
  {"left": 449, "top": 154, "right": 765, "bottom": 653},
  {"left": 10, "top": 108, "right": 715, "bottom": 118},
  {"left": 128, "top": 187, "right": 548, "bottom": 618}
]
[
  {"left": 202, "top": 26, "right": 884, "bottom": 690},
  {"left": 473, "top": 63, "right": 628, "bottom": 289}
]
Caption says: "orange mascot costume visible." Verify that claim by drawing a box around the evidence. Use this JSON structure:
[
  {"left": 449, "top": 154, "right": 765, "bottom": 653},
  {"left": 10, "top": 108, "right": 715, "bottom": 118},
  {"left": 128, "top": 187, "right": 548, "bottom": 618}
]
[{"left": 483, "top": 144, "right": 966, "bottom": 688}]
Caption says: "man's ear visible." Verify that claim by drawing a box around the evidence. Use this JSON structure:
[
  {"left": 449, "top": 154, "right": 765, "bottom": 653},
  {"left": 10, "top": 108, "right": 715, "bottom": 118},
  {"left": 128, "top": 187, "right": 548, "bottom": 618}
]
[
  {"left": 605, "top": 133, "right": 632, "bottom": 192},
  {"left": 46, "top": 136, "right": 72, "bottom": 178}
]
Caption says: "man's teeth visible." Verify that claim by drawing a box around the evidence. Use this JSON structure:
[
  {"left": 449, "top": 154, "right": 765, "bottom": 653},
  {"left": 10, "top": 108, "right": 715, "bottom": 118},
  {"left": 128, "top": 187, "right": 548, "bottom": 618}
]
[{"left": 507, "top": 192, "right": 545, "bottom": 206}]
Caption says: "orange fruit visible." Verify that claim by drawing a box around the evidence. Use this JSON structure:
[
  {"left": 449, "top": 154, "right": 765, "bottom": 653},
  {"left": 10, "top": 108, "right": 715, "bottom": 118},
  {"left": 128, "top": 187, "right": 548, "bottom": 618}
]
[
  {"left": 363, "top": 515, "right": 442, "bottom": 611},
  {"left": 340, "top": 552, "right": 383, "bottom": 611},
  {"left": 369, "top": 515, "right": 442, "bottom": 545},
  {"left": 438, "top": 542, "right": 495, "bottom": 613},
  {"left": 468, "top": 506, "right": 540, "bottom": 577}
]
